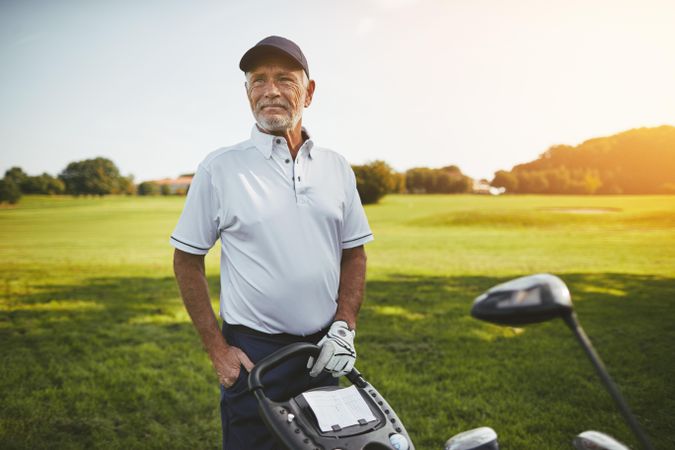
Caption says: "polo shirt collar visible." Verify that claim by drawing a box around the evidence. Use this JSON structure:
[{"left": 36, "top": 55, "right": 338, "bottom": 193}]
[{"left": 250, "top": 125, "right": 314, "bottom": 159}]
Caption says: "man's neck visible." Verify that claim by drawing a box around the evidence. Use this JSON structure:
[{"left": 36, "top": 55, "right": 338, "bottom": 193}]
[{"left": 258, "top": 122, "right": 305, "bottom": 159}]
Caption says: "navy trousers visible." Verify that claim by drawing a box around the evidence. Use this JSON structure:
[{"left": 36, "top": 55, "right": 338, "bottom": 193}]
[{"left": 219, "top": 323, "right": 338, "bottom": 450}]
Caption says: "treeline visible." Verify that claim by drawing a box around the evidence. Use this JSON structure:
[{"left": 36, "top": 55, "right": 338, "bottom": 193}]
[
  {"left": 352, "top": 161, "right": 473, "bottom": 204},
  {"left": 3, "top": 125, "right": 672, "bottom": 204},
  {"left": 0, "top": 158, "right": 134, "bottom": 204},
  {"left": 0, "top": 156, "right": 473, "bottom": 206},
  {"left": 492, "top": 126, "right": 675, "bottom": 194}
]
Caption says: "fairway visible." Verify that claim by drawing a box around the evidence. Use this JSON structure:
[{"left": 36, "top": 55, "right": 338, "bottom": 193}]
[{"left": 1, "top": 195, "right": 674, "bottom": 449}]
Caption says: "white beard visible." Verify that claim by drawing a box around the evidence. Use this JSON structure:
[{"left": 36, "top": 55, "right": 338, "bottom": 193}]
[
  {"left": 254, "top": 109, "right": 302, "bottom": 132},
  {"left": 253, "top": 99, "right": 303, "bottom": 132},
  {"left": 255, "top": 113, "right": 296, "bottom": 132}
]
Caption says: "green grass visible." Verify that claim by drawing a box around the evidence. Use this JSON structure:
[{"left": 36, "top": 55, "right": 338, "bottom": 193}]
[{"left": 1, "top": 195, "right": 673, "bottom": 449}]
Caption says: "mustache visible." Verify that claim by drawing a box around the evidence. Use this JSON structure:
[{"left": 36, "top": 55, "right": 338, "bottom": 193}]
[{"left": 256, "top": 100, "right": 290, "bottom": 111}]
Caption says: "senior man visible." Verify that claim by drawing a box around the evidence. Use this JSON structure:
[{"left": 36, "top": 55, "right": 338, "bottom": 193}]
[{"left": 171, "top": 36, "right": 373, "bottom": 449}]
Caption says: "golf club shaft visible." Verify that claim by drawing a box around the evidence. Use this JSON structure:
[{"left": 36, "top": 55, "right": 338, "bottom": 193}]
[{"left": 563, "top": 313, "right": 654, "bottom": 450}]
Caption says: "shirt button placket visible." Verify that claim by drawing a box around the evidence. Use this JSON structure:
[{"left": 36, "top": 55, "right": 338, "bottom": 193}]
[
  {"left": 296, "top": 153, "right": 306, "bottom": 205},
  {"left": 275, "top": 139, "right": 293, "bottom": 189}
]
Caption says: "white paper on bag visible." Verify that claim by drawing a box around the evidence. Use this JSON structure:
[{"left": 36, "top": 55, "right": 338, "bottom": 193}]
[{"left": 301, "top": 385, "right": 377, "bottom": 432}]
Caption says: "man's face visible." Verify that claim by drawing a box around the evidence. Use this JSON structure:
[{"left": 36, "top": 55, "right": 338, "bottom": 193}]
[{"left": 245, "top": 56, "right": 315, "bottom": 133}]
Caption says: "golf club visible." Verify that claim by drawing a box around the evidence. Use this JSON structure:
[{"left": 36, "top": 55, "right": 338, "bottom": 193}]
[
  {"left": 444, "top": 427, "right": 499, "bottom": 450},
  {"left": 471, "top": 274, "right": 654, "bottom": 450},
  {"left": 573, "top": 430, "right": 630, "bottom": 450}
]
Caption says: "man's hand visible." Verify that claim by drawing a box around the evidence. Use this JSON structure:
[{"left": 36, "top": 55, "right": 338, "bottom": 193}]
[
  {"left": 307, "top": 321, "right": 356, "bottom": 377},
  {"left": 173, "top": 250, "right": 254, "bottom": 388},
  {"left": 211, "top": 346, "right": 255, "bottom": 388}
]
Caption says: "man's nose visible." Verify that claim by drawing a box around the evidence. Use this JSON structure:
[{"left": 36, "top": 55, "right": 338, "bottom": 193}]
[{"left": 262, "top": 81, "right": 281, "bottom": 97}]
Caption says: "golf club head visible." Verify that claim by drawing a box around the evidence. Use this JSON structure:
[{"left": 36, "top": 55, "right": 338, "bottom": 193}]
[
  {"left": 573, "top": 430, "right": 630, "bottom": 450},
  {"left": 471, "top": 274, "right": 572, "bottom": 326},
  {"left": 444, "top": 427, "right": 499, "bottom": 450}
]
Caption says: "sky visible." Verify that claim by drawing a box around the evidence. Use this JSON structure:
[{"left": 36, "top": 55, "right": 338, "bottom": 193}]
[{"left": 2, "top": 0, "right": 675, "bottom": 182}]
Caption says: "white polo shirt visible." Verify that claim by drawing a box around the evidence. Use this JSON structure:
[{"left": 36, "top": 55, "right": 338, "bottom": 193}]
[{"left": 170, "top": 126, "right": 374, "bottom": 335}]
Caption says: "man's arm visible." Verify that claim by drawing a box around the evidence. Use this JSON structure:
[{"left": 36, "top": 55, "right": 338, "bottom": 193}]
[
  {"left": 173, "top": 248, "right": 253, "bottom": 387},
  {"left": 334, "top": 245, "right": 367, "bottom": 330},
  {"left": 307, "top": 245, "right": 367, "bottom": 377}
]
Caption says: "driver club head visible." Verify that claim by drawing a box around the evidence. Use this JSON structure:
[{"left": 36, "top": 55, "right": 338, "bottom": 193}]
[
  {"left": 573, "top": 430, "right": 630, "bottom": 450},
  {"left": 471, "top": 274, "right": 572, "bottom": 326},
  {"left": 444, "top": 427, "right": 499, "bottom": 450}
]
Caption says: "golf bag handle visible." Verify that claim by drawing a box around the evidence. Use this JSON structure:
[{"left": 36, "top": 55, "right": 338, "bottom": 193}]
[{"left": 248, "top": 342, "right": 365, "bottom": 393}]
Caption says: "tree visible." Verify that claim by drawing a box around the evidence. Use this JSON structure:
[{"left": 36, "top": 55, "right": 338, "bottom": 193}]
[
  {"left": 439, "top": 166, "right": 472, "bottom": 193},
  {"left": 391, "top": 172, "right": 407, "bottom": 193},
  {"left": 491, "top": 170, "right": 519, "bottom": 193},
  {"left": 543, "top": 169, "right": 571, "bottom": 194},
  {"left": 449, "top": 175, "right": 473, "bottom": 193},
  {"left": 496, "top": 126, "right": 675, "bottom": 194},
  {"left": 160, "top": 184, "right": 172, "bottom": 196},
  {"left": 517, "top": 171, "right": 549, "bottom": 193},
  {"left": 662, "top": 182, "right": 675, "bottom": 194},
  {"left": 582, "top": 171, "right": 602, "bottom": 194},
  {"left": 0, "top": 178, "right": 22, "bottom": 204},
  {"left": 4, "top": 167, "right": 28, "bottom": 187},
  {"left": 21, "top": 173, "right": 66, "bottom": 194},
  {"left": 137, "top": 181, "right": 161, "bottom": 196},
  {"left": 405, "top": 166, "right": 472, "bottom": 194},
  {"left": 117, "top": 176, "right": 136, "bottom": 195},
  {"left": 59, "top": 157, "right": 124, "bottom": 196},
  {"left": 352, "top": 160, "right": 397, "bottom": 204},
  {"left": 405, "top": 167, "right": 431, "bottom": 193},
  {"left": 435, "top": 171, "right": 453, "bottom": 193}
]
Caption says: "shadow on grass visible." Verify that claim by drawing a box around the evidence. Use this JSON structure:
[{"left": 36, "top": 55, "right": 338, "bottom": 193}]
[
  {"left": 1, "top": 275, "right": 220, "bottom": 450},
  {"left": 1, "top": 272, "right": 673, "bottom": 449},
  {"left": 357, "top": 273, "right": 674, "bottom": 450}
]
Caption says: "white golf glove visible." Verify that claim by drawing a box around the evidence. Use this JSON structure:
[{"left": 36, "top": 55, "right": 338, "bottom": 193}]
[{"left": 307, "top": 320, "right": 356, "bottom": 377}]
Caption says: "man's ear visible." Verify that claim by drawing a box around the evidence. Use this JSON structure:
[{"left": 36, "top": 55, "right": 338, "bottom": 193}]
[{"left": 304, "top": 79, "right": 316, "bottom": 107}]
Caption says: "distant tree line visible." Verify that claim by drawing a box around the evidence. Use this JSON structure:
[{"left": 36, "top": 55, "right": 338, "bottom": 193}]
[
  {"left": 352, "top": 161, "right": 473, "bottom": 204},
  {"left": 1, "top": 167, "right": 65, "bottom": 204},
  {"left": 136, "top": 173, "right": 194, "bottom": 197},
  {"left": 137, "top": 181, "right": 179, "bottom": 196},
  {"left": 3, "top": 125, "right": 672, "bottom": 205},
  {"left": 0, "top": 158, "right": 134, "bottom": 204},
  {"left": 491, "top": 126, "right": 675, "bottom": 194},
  {"left": 405, "top": 165, "right": 473, "bottom": 195},
  {"left": 0, "top": 157, "right": 196, "bottom": 205}
]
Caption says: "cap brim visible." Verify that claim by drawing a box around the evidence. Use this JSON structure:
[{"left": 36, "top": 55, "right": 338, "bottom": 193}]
[{"left": 239, "top": 45, "right": 305, "bottom": 74}]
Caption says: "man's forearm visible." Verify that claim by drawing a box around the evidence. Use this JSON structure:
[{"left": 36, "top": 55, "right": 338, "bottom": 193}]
[
  {"left": 334, "top": 245, "right": 367, "bottom": 330},
  {"left": 173, "top": 249, "right": 228, "bottom": 356}
]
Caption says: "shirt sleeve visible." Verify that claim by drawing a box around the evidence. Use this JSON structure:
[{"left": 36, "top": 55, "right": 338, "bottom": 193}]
[
  {"left": 341, "top": 165, "right": 374, "bottom": 249},
  {"left": 169, "top": 164, "right": 221, "bottom": 255}
]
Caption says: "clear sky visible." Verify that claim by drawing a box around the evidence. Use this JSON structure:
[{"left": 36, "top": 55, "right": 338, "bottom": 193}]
[{"left": 2, "top": 0, "right": 674, "bottom": 182}]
